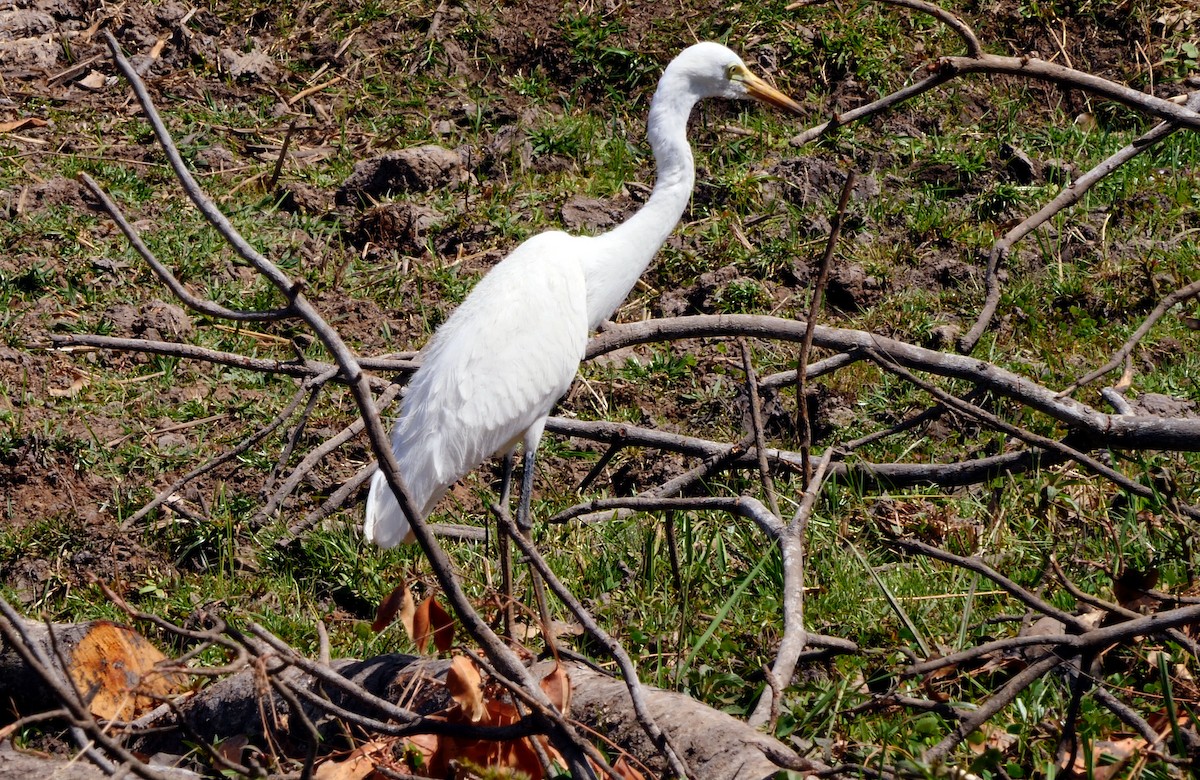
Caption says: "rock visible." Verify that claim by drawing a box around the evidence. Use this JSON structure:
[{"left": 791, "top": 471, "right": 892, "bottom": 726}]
[
  {"left": 193, "top": 145, "right": 236, "bottom": 171},
  {"left": 103, "top": 300, "right": 194, "bottom": 342},
  {"left": 279, "top": 183, "right": 335, "bottom": 216},
  {"left": 927, "top": 324, "right": 962, "bottom": 350},
  {"left": 826, "top": 263, "right": 884, "bottom": 311},
  {"left": 0, "top": 9, "right": 54, "bottom": 39},
  {"left": 336, "top": 145, "right": 469, "bottom": 205},
  {"left": 0, "top": 36, "right": 59, "bottom": 72}
]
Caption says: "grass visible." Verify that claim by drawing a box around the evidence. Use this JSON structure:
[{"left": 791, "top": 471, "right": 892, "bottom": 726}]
[{"left": 4, "top": 0, "right": 1200, "bottom": 775}]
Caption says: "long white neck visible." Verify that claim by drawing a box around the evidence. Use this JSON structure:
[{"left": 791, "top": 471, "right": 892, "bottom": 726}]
[{"left": 580, "top": 73, "right": 698, "bottom": 329}]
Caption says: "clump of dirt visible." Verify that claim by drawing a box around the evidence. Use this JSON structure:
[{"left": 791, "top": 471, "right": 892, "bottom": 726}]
[
  {"left": 102, "top": 300, "right": 194, "bottom": 342},
  {"left": 336, "top": 146, "right": 471, "bottom": 206}
]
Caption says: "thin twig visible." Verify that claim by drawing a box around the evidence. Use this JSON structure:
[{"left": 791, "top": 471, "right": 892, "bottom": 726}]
[{"left": 797, "top": 170, "right": 854, "bottom": 483}]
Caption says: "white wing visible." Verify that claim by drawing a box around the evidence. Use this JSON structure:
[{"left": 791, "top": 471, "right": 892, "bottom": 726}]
[{"left": 364, "top": 232, "right": 590, "bottom": 547}]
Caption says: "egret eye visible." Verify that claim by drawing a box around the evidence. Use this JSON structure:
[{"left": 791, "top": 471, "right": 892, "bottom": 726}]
[{"left": 727, "top": 63, "right": 746, "bottom": 82}]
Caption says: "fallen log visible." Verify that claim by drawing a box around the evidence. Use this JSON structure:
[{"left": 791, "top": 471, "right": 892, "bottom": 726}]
[{"left": 0, "top": 618, "right": 820, "bottom": 778}]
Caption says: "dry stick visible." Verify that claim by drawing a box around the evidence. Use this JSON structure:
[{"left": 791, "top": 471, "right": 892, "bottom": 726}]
[
  {"left": 889, "top": 536, "right": 1084, "bottom": 630},
  {"left": 863, "top": 346, "right": 1200, "bottom": 521},
  {"left": 760, "top": 351, "right": 861, "bottom": 389},
  {"left": 905, "top": 602, "right": 1200, "bottom": 679},
  {"left": 923, "top": 651, "right": 1065, "bottom": 763},
  {"left": 739, "top": 338, "right": 781, "bottom": 517},
  {"left": 265, "top": 120, "right": 297, "bottom": 193},
  {"left": 102, "top": 32, "right": 601, "bottom": 779},
  {"left": 789, "top": 70, "right": 955, "bottom": 147},
  {"left": 260, "top": 375, "right": 326, "bottom": 499},
  {"left": 1092, "top": 686, "right": 1169, "bottom": 750},
  {"left": 120, "top": 368, "right": 338, "bottom": 530},
  {"left": 78, "top": 173, "right": 294, "bottom": 323},
  {"left": 938, "top": 55, "right": 1200, "bottom": 131},
  {"left": 549, "top": 415, "right": 1071, "bottom": 496},
  {"left": 797, "top": 170, "right": 854, "bottom": 484},
  {"left": 586, "top": 314, "right": 1200, "bottom": 451},
  {"left": 961, "top": 91, "right": 1200, "bottom": 355},
  {"left": 51, "top": 333, "right": 418, "bottom": 382},
  {"left": 1049, "top": 557, "right": 1200, "bottom": 660},
  {"left": 267, "top": 676, "right": 321, "bottom": 779},
  {"left": 747, "top": 446, "right": 836, "bottom": 728}
]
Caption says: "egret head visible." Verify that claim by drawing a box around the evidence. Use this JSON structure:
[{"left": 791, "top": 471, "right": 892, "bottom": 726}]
[{"left": 669, "top": 42, "right": 803, "bottom": 114}]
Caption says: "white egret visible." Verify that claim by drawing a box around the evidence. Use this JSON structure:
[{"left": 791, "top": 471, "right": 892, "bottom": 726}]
[{"left": 364, "top": 41, "right": 802, "bottom": 547}]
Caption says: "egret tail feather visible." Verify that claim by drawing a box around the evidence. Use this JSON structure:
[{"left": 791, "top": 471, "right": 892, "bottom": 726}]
[{"left": 364, "top": 469, "right": 415, "bottom": 547}]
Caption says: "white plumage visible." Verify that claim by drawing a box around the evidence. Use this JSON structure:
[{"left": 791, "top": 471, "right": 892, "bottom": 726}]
[{"left": 365, "top": 42, "right": 801, "bottom": 547}]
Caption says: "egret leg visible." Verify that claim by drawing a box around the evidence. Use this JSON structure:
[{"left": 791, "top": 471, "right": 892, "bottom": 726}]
[
  {"left": 498, "top": 450, "right": 517, "bottom": 637},
  {"left": 515, "top": 441, "right": 556, "bottom": 655}
]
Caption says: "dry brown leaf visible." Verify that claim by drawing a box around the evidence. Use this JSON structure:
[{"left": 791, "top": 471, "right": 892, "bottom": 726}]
[
  {"left": 372, "top": 581, "right": 414, "bottom": 634},
  {"left": 0, "top": 117, "right": 47, "bottom": 133},
  {"left": 77, "top": 69, "right": 108, "bottom": 90},
  {"left": 447, "top": 654, "right": 486, "bottom": 722},
  {"left": 69, "top": 621, "right": 185, "bottom": 720},
  {"left": 215, "top": 735, "right": 249, "bottom": 767},
  {"left": 413, "top": 596, "right": 433, "bottom": 654},
  {"left": 312, "top": 740, "right": 390, "bottom": 780},
  {"left": 539, "top": 662, "right": 571, "bottom": 715},
  {"left": 428, "top": 596, "right": 455, "bottom": 654}
]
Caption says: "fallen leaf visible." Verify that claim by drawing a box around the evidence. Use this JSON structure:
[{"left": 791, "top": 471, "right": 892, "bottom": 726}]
[
  {"left": 48, "top": 368, "right": 89, "bottom": 397},
  {"left": 69, "top": 621, "right": 185, "bottom": 720},
  {"left": 413, "top": 595, "right": 454, "bottom": 654},
  {"left": 447, "top": 654, "right": 485, "bottom": 722},
  {"left": 372, "top": 581, "right": 414, "bottom": 634},
  {"left": 540, "top": 662, "right": 571, "bottom": 715},
  {"left": 215, "top": 735, "right": 249, "bottom": 767},
  {"left": 313, "top": 740, "right": 390, "bottom": 780},
  {"left": 77, "top": 70, "right": 108, "bottom": 90},
  {"left": 0, "top": 117, "right": 47, "bottom": 133}
]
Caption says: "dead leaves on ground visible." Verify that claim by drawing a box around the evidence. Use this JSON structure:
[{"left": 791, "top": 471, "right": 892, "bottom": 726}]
[{"left": 373, "top": 580, "right": 455, "bottom": 655}]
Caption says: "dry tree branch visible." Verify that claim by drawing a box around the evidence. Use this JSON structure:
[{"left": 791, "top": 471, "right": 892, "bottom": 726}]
[
  {"left": 1065, "top": 271, "right": 1200, "bottom": 393},
  {"left": 100, "top": 30, "right": 611, "bottom": 778},
  {"left": 739, "top": 338, "right": 781, "bottom": 517},
  {"left": 118, "top": 370, "right": 333, "bottom": 530},
  {"left": 252, "top": 382, "right": 404, "bottom": 527},
  {"left": 862, "top": 346, "right": 1200, "bottom": 520},
  {"left": 494, "top": 504, "right": 702, "bottom": 779},
  {"left": 588, "top": 314, "right": 1200, "bottom": 450},
  {"left": 50, "top": 333, "right": 417, "bottom": 383},
  {"left": 922, "top": 651, "right": 1065, "bottom": 763}
]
